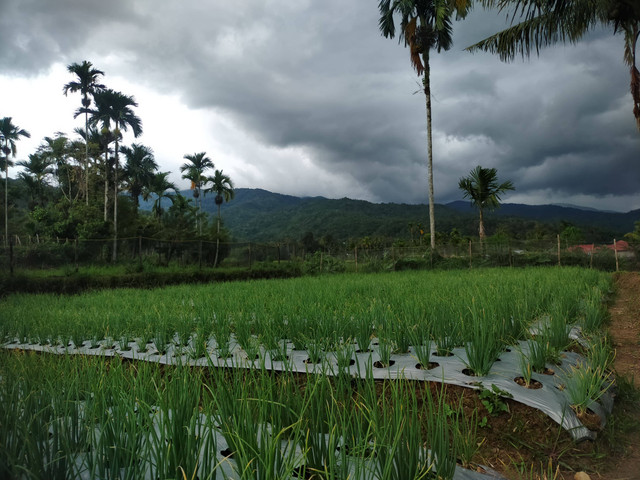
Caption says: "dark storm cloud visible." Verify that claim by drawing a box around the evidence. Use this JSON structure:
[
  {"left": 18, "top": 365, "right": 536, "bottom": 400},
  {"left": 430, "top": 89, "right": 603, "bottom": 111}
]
[
  {"left": 0, "top": 0, "right": 138, "bottom": 74},
  {"left": 1, "top": 0, "right": 638, "bottom": 210}
]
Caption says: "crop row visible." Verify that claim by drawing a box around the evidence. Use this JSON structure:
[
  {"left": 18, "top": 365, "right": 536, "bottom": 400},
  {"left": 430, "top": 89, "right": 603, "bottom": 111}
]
[
  {"left": 0, "top": 268, "right": 611, "bottom": 353},
  {"left": 1, "top": 351, "right": 496, "bottom": 480}
]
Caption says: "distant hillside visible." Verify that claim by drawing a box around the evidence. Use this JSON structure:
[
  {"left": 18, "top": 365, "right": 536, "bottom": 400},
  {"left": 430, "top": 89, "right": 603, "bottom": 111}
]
[
  {"left": 141, "top": 189, "right": 639, "bottom": 243},
  {"left": 446, "top": 201, "right": 640, "bottom": 236},
  {"left": 207, "top": 189, "right": 469, "bottom": 242}
]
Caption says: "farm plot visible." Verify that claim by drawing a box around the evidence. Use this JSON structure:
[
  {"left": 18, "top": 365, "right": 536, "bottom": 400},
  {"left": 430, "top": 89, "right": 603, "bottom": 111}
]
[{"left": 0, "top": 267, "right": 616, "bottom": 479}]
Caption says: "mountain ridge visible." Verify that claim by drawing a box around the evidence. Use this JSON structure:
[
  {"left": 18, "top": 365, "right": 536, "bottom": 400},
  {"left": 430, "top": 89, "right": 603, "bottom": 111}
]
[{"left": 141, "top": 188, "right": 639, "bottom": 243}]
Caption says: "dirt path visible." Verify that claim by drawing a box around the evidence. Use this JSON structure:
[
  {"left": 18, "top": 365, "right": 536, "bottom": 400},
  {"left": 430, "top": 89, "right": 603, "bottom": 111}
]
[
  {"left": 600, "top": 272, "right": 640, "bottom": 480},
  {"left": 609, "top": 273, "right": 640, "bottom": 386}
]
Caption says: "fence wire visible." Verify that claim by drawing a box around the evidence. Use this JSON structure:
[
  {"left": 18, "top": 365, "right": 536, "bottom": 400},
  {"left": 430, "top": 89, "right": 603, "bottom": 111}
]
[{"left": 2, "top": 234, "right": 636, "bottom": 274}]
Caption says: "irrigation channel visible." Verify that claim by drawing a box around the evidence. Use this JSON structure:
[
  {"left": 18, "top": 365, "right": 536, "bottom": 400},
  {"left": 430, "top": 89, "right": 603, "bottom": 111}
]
[{"left": 0, "top": 267, "right": 616, "bottom": 479}]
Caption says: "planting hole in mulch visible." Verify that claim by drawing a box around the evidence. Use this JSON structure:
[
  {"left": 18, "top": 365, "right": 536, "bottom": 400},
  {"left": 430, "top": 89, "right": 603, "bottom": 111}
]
[
  {"left": 373, "top": 360, "right": 396, "bottom": 368},
  {"left": 432, "top": 350, "right": 453, "bottom": 357},
  {"left": 220, "top": 447, "right": 234, "bottom": 458},
  {"left": 514, "top": 376, "right": 543, "bottom": 389},
  {"left": 356, "top": 349, "right": 372, "bottom": 353},
  {"left": 575, "top": 408, "right": 602, "bottom": 431},
  {"left": 462, "top": 368, "right": 477, "bottom": 376},
  {"left": 416, "top": 362, "right": 440, "bottom": 370}
]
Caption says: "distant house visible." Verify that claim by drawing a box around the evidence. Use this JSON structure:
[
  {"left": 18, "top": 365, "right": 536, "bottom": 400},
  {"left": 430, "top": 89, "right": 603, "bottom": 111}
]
[
  {"left": 570, "top": 240, "right": 634, "bottom": 258},
  {"left": 605, "top": 240, "right": 630, "bottom": 252},
  {"left": 571, "top": 244, "right": 596, "bottom": 255}
]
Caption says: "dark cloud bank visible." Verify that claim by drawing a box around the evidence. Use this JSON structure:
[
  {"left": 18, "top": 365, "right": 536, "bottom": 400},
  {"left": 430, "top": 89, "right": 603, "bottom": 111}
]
[{"left": 1, "top": 0, "right": 638, "bottom": 211}]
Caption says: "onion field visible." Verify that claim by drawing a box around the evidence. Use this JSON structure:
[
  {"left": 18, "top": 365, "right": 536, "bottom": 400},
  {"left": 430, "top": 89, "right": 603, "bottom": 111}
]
[{"left": 0, "top": 267, "right": 615, "bottom": 479}]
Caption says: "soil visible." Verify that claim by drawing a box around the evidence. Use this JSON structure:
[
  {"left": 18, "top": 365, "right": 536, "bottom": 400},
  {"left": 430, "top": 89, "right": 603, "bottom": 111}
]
[{"left": 596, "top": 271, "right": 640, "bottom": 480}]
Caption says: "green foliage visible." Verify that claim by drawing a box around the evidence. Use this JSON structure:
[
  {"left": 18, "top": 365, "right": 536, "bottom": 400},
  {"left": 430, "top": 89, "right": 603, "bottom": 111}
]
[
  {"left": 302, "top": 251, "right": 346, "bottom": 274},
  {"left": 478, "top": 384, "right": 513, "bottom": 416}
]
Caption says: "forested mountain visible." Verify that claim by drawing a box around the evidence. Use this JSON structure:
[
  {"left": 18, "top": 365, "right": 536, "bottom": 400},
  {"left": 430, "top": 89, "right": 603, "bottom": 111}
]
[{"left": 142, "top": 188, "right": 639, "bottom": 243}]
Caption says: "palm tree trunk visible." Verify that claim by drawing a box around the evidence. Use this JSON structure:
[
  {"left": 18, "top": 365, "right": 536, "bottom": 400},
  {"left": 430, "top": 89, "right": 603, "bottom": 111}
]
[
  {"left": 84, "top": 111, "right": 89, "bottom": 205},
  {"left": 112, "top": 132, "right": 119, "bottom": 262},
  {"left": 422, "top": 53, "right": 436, "bottom": 250},
  {"left": 198, "top": 188, "right": 203, "bottom": 236},
  {"left": 4, "top": 162, "right": 7, "bottom": 248},
  {"left": 103, "top": 147, "right": 109, "bottom": 222},
  {"left": 479, "top": 208, "right": 486, "bottom": 251},
  {"left": 214, "top": 204, "right": 221, "bottom": 267}
]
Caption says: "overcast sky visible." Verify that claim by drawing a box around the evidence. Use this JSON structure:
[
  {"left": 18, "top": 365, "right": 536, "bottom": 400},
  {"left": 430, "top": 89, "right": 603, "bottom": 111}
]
[{"left": 1, "top": 0, "right": 639, "bottom": 213}]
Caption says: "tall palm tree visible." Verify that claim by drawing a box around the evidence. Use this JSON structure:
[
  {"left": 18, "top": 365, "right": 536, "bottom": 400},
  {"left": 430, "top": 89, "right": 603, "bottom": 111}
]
[
  {"left": 63, "top": 61, "right": 105, "bottom": 204},
  {"left": 142, "top": 172, "right": 176, "bottom": 221},
  {"left": 17, "top": 152, "right": 54, "bottom": 207},
  {"left": 0, "top": 117, "right": 31, "bottom": 247},
  {"left": 467, "top": 0, "right": 640, "bottom": 131},
  {"left": 205, "top": 169, "right": 235, "bottom": 267},
  {"left": 458, "top": 165, "right": 514, "bottom": 247},
  {"left": 180, "top": 152, "right": 214, "bottom": 235},
  {"left": 91, "top": 89, "right": 142, "bottom": 261},
  {"left": 121, "top": 143, "right": 158, "bottom": 208},
  {"left": 379, "top": 0, "right": 471, "bottom": 250}
]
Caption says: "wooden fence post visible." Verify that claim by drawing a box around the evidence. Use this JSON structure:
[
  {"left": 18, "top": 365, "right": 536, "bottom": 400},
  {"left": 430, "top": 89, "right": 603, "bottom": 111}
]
[
  {"left": 557, "top": 234, "right": 561, "bottom": 266},
  {"left": 468, "top": 240, "right": 472, "bottom": 269},
  {"left": 9, "top": 236, "right": 14, "bottom": 276},
  {"left": 355, "top": 247, "right": 358, "bottom": 273},
  {"left": 614, "top": 239, "right": 619, "bottom": 272}
]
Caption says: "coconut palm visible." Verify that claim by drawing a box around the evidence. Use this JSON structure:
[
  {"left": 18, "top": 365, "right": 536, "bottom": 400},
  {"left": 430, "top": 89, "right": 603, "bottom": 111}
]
[
  {"left": 0, "top": 117, "right": 31, "bottom": 246},
  {"left": 63, "top": 61, "right": 105, "bottom": 204},
  {"left": 180, "top": 152, "right": 214, "bottom": 235},
  {"left": 142, "top": 172, "right": 177, "bottom": 221},
  {"left": 379, "top": 0, "right": 471, "bottom": 250},
  {"left": 458, "top": 165, "right": 514, "bottom": 247},
  {"left": 205, "top": 169, "right": 235, "bottom": 267},
  {"left": 17, "top": 152, "right": 54, "bottom": 207},
  {"left": 467, "top": 0, "right": 640, "bottom": 131},
  {"left": 121, "top": 143, "right": 158, "bottom": 209},
  {"left": 90, "top": 89, "right": 142, "bottom": 261}
]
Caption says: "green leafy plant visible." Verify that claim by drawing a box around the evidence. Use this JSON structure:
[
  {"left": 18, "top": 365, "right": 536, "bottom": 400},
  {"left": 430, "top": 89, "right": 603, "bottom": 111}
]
[{"left": 478, "top": 384, "right": 513, "bottom": 416}]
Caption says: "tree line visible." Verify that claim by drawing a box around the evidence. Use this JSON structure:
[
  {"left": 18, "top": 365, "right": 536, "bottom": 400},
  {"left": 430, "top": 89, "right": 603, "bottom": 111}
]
[{"left": 1, "top": 62, "right": 235, "bottom": 266}]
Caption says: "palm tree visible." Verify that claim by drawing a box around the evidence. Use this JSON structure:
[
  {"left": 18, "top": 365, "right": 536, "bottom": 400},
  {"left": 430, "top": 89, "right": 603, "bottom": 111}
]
[
  {"left": 63, "top": 61, "right": 105, "bottom": 204},
  {"left": 38, "top": 134, "right": 77, "bottom": 202},
  {"left": 180, "top": 152, "right": 214, "bottom": 235},
  {"left": 467, "top": 0, "right": 640, "bottom": 131},
  {"left": 205, "top": 169, "right": 235, "bottom": 267},
  {"left": 379, "top": 0, "right": 472, "bottom": 250},
  {"left": 16, "top": 152, "right": 54, "bottom": 207},
  {"left": 0, "top": 117, "right": 31, "bottom": 246},
  {"left": 72, "top": 126, "right": 104, "bottom": 205},
  {"left": 121, "top": 143, "right": 158, "bottom": 208},
  {"left": 458, "top": 165, "right": 514, "bottom": 248},
  {"left": 90, "top": 89, "right": 142, "bottom": 261},
  {"left": 142, "top": 172, "right": 176, "bottom": 221}
]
